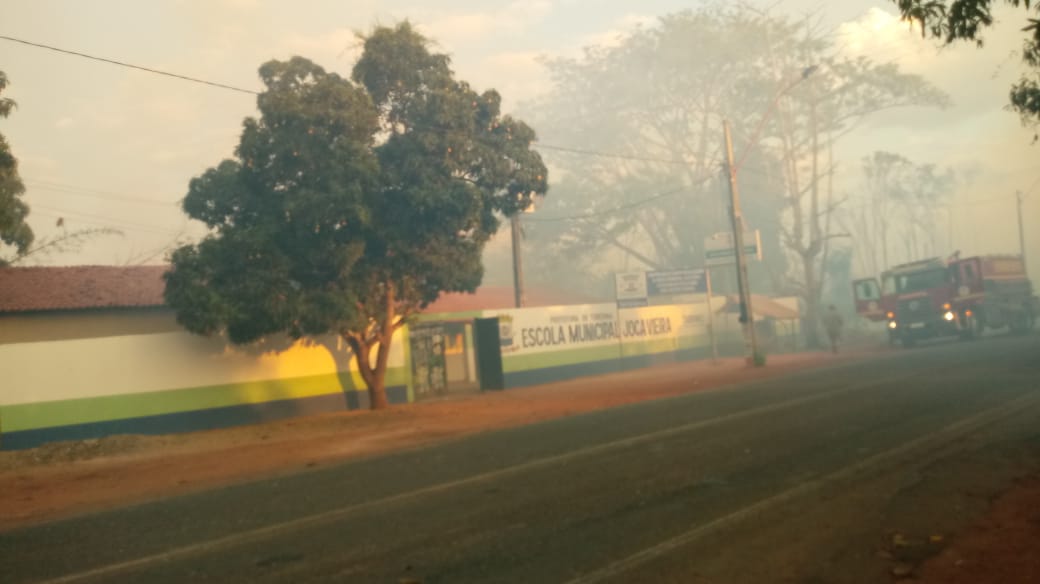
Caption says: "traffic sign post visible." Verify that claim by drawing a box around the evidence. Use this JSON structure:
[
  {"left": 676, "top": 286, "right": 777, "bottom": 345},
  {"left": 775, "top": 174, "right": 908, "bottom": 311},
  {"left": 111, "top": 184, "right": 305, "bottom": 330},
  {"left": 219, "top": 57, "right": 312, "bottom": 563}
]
[
  {"left": 704, "top": 231, "right": 762, "bottom": 267},
  {"left": 614, "top": 271, "right": 650, "bottom": 308}
]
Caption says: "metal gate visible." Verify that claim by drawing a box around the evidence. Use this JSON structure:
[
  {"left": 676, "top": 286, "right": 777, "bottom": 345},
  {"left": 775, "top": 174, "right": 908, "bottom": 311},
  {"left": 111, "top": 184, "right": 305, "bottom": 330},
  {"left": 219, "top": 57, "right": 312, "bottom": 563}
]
[
  {"left": 410, "top": 321, "right": 481, "bottom": 398},
  {"left": 410, "top": 324, "right": 447, "bottom": 399}
]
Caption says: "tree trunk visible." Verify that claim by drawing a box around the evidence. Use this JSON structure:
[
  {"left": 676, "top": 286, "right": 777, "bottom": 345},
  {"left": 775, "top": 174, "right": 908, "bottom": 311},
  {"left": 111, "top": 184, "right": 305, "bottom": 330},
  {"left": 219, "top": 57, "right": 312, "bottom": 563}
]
[
  {"left": 342, "top": 283, "right": 401, "bottom": 411},
  {"left": 368, "top": 282, "right": 398, "bottom": 411},
  {"left": 367, "top": 360, "right": 389, "bottom": 410},
  {"left": 803, "top": 255, "right": 822, "bottom": 348},
  {"left": 803, "top": 96, "right": 823, "bottom": 349},
  {"left": 345, "top": 334, "right": 390, "bottom": 411},
  {"left": 368, "top": 331, "right": 392, "bottom": 410}
]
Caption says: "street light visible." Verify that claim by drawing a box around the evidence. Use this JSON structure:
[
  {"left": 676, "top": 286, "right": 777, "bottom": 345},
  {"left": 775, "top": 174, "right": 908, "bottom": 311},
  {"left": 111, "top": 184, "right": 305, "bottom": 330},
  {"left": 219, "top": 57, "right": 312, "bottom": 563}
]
[{"left": 722, "top": 65, "right": 816, "bottom": 366}]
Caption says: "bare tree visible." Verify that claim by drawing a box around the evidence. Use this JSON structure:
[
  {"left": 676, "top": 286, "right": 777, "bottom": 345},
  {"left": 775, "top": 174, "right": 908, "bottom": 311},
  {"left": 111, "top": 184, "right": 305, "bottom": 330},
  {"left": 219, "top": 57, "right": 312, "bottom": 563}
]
[
  {"left": 2, "top": 222, "right": 122, "bottom": 267},
  {"left": 759, "top": 23, "right": 949, "bottom": 346},
  {"left": 840, "top": 152, "right": 955, "bottom": 278}
]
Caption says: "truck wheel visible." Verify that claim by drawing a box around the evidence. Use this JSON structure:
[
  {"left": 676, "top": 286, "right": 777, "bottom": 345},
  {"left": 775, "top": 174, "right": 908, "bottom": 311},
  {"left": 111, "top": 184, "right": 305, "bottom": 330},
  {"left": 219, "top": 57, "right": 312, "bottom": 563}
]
[
  {"left": 1011, "top": 307, "right": 1036, "bottom": 334},
  {"left": 1010, "top": 318, "right": 1025, "bottom": 334},
  {"left": 960, "top": 312, "right": 982, "bottom": 341}
]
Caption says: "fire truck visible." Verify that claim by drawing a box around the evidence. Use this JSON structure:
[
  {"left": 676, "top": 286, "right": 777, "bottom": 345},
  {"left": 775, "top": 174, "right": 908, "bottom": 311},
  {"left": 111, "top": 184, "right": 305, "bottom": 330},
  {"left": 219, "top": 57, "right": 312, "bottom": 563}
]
[{"left": 852, "top": 254, "right": 1038, "bottom": 346}]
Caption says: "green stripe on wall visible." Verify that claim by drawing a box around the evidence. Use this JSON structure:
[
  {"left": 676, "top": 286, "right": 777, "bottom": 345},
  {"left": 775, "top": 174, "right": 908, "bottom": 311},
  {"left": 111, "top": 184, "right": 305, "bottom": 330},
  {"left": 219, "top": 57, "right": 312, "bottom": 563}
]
[{"left": 1, "top": 367, "right": 409, "bottom": 432}]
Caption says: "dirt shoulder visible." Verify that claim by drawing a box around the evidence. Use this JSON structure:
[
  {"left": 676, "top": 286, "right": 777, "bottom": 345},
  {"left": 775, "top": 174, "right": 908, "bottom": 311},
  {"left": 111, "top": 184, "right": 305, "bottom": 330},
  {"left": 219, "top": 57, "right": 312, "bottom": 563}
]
[
  {"left": 0, "top": 350, "right": 877, "bottom": 531},
  {"left": 916, "top": 473, "right": 1040, "bottom": 583}
]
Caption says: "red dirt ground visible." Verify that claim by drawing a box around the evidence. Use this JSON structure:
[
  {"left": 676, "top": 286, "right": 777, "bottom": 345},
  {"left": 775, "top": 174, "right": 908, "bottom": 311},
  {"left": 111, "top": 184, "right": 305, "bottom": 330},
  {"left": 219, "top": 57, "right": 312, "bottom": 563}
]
[
  {"left": 0, "top": 351, "right": 862, "bottom": 530},
  {"left": 916, "top": 474, "right": 1040, "bottom": 583}
]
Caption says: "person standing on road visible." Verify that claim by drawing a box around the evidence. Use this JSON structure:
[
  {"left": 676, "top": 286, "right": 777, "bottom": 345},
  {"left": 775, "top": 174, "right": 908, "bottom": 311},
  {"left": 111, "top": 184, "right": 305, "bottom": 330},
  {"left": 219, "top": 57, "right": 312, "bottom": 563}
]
[{"left": 823, "top": 305, "right": 844, "bottom": 354}]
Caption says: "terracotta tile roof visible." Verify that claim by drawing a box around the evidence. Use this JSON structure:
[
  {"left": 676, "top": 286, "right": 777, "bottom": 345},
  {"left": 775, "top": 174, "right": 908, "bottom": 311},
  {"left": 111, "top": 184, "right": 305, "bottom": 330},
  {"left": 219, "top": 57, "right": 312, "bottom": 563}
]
[
  {"left": 423, "top": 286, "right": 600, "bottom": 314},
  {"left": 0, "top": 265, "right": 168, "bottom": 313},
  {"left": 0, "top": 268, "right": 596, "bottom": 315}
]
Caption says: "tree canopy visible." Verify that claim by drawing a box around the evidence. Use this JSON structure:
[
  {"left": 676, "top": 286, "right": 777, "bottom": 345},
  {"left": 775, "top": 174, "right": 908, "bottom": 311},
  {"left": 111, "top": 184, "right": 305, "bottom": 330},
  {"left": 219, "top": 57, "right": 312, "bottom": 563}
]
[
  {"left": 892, "top": 0, "right": 1040, "bottom": 130},
  {"left": 523, "top": 5, "right": 946, "bottom": 345},
  {"left": 0, "top": 71, "right": 34, "bottom": 265},
  {"left": 164, "top": 23, "right": 547, "bottom": 408}
]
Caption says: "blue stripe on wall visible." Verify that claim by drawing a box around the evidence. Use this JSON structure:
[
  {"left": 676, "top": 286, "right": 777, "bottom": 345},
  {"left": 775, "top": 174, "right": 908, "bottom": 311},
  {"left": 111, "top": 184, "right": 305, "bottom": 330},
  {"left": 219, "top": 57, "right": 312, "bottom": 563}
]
[
  {"left": 1, "top": 385, "right": 409, "bottom": 451},
  {"left": 503, "top": 358, "right": 623, "bottom": 389},
  {"left": 502, "top": 346, "right": 747, "bottom": 389},
  {"left": 345, "top": 385, "right": 409, "bottom": 410}
]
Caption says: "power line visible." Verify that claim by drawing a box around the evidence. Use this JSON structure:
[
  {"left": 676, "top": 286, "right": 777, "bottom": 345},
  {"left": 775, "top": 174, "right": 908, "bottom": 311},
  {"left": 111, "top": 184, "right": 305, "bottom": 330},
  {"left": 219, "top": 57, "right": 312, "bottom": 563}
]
[
  {"left": 2, "top": 34, "right": 722, "bottom": 167},
  {"left": 30, "top": 202, "right": 184, "bottom": 235},
  {"left": 25, "top": 179, "right": 180, "bottom": 207},
  {"left": 1024, "top": 174, "right": 1040, "bottom": 198},
  {"left": 540, "top": 180, "right": 1020, "bottom": 226},
  {"left": 522, "top": 157, "right": 806, "bottom": 224},
  {"left": 32, "top": 209, "right": 178, "bottom": 237},
  {"left": 837, "top": 193, "right": 1017, "bottom": 214},
  {"left": 523, "top": 186, "right": 691, "bottom": 223},
  {"left": 0, "top": 34, "right": 259, "bottom": 95},
  {"left": 532, "top": 143, "right": 691, "bottom": 166},
  {"left": 523, "top": 165, "right": 724, "bottom": 223}
]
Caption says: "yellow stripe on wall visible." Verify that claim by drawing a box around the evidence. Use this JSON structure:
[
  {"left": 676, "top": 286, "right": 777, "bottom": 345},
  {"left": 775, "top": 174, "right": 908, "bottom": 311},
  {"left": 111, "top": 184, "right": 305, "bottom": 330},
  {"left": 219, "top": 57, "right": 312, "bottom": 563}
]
[{"left": 0, "top": 329, "right": 406, "bottom": 407}]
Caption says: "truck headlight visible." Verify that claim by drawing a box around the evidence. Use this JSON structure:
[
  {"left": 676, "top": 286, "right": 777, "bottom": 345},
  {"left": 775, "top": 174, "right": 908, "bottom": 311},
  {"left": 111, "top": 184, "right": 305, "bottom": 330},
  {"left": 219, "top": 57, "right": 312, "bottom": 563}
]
[
  {"left": 888, "top": 321, "right": 898, "bottom": 329},
  {"left": 943, "top": 311, "right": 955, "bottom": 321}
]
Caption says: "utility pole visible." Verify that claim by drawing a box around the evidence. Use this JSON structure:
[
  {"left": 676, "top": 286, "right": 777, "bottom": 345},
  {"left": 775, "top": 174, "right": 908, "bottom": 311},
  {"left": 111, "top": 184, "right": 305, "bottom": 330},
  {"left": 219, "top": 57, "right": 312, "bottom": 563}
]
[
  {"left": 704, "top": 267, "right": 719, "bottom": 363},
  {"left": 722, "top": 120, "right": 760, "bottom": 365},
  {"left": 511, "top": 213, "right": 525, "bottom": 308},
  {"left": 1018, "top": 190, "right": 1028, "bottom": 276}
]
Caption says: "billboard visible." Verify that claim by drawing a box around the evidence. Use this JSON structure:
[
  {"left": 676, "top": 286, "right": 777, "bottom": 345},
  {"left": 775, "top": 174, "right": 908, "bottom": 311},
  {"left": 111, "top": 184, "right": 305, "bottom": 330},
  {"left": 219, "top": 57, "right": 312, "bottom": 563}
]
[
  {"left": 488, "top": 303, "right": 620, "bottom": 356},
  {"left": 615, "top": 269, "right": 707, "bottom": 308}
]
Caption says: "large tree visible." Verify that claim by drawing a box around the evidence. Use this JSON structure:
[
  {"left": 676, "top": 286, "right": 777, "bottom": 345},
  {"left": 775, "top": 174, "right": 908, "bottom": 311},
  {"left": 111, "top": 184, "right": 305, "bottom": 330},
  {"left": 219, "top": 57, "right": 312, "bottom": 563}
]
[
  {"left": 0, "top": 71, "right": 34, "bottom": 265},
  {"left": 165, "top": 24, "right": 547, "bottom": 409},
  {"left": 524, "top": 8, "right": 793, "bottom": 295},
  {"left": 523, "top": 6, "right": 946, "bottom": 347},
  {"left": 892, "top": 0, "right": 1040, "bottom": 131}
]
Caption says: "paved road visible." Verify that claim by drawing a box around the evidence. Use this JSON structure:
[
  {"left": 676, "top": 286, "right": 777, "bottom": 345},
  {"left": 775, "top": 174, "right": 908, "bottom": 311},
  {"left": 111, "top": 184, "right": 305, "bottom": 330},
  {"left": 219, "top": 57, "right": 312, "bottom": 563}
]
[{"left": 3, "top": 334, "right": 1039, "bottom": 584}]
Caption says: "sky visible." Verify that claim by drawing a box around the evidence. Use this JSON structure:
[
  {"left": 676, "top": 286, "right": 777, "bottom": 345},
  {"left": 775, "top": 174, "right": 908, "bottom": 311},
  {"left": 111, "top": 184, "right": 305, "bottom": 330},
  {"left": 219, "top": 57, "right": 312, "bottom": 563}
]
[{"left": 1, "top": 0, "right": 1038, "bottom": 275}]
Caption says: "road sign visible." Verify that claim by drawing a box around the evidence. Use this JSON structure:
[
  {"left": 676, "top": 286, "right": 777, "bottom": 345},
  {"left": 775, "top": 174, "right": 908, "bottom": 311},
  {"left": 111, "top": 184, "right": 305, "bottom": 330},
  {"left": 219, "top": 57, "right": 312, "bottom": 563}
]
[
  {"left": 615, "top": 269, "right": 708, "bottom": 307},
  {"left": 614, "top": 271, "right": 649, "bottom": 307},
  {"left": 704, "top": 231, "right": 762, "bottom": 267},
  {"left": 646, "top": 269, "right": 707, "bottom": 296}
]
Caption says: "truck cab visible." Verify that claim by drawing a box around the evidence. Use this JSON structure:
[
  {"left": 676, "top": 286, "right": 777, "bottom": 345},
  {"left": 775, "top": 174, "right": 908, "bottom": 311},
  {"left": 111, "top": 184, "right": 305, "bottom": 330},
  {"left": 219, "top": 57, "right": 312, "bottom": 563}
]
[{"left": 881, "top": 259, "right": 961, "bottom": 345}]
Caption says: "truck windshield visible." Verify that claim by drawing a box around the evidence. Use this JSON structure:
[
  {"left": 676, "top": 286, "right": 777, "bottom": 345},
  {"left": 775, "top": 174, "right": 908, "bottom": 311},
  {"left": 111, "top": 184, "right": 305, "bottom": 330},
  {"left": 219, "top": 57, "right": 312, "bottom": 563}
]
[{"left": 891, "top": 269, "right": 948, "bottom": 293}]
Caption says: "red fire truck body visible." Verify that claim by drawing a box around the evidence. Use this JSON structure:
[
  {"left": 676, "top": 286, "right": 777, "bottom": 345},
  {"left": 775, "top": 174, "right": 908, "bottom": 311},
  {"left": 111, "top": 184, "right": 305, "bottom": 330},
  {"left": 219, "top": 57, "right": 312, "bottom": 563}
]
[{"left": 852, "top": 254, "right": 1037, "bottom": 346}]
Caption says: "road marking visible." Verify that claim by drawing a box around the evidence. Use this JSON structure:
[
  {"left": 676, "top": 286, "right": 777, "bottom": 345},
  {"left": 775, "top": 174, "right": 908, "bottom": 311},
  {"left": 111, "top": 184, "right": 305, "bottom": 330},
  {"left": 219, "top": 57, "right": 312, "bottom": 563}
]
[
  {"left": 33, "top": 372, "right": 917, "bottom": 584},
  {"left": 562, "top": 390, "right": 1040, "bottom": 584}
]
